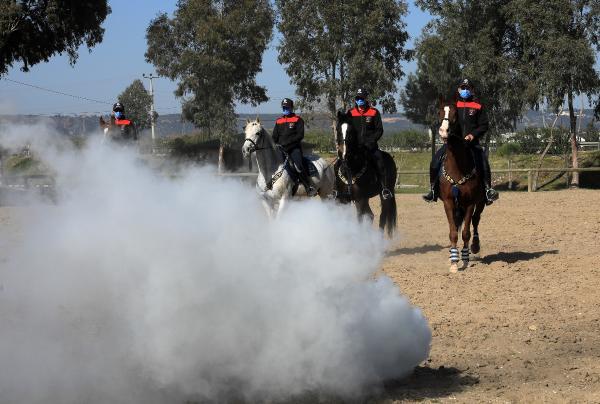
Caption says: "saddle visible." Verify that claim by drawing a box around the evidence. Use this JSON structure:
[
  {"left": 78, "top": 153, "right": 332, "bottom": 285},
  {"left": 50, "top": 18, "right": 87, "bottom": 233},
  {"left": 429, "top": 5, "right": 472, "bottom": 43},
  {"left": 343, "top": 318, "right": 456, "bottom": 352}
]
[
  {"left": 334, "top": 148, "right": 375, "bottom": 186},
  {"left": 285, "top": 157, "right": 318, "bottom": 181}
]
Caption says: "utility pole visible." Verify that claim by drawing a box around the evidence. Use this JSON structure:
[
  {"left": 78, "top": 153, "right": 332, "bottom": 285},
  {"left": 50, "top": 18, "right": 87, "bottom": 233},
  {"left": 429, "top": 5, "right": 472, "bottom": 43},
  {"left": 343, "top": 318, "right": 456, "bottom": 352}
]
[{"left": 142, "top": 73, "right": 160, "bottom": 144}]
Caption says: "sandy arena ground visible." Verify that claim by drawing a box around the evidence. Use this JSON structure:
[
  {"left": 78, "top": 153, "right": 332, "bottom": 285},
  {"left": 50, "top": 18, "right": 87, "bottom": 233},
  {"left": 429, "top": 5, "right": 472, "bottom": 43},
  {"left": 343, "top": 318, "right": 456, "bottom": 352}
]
[
  {"left": 375, "top": 189, "right": 600, "bottom": 403},
  {"left": 1, "top": 190, "right": 599, "bottom": 403}
]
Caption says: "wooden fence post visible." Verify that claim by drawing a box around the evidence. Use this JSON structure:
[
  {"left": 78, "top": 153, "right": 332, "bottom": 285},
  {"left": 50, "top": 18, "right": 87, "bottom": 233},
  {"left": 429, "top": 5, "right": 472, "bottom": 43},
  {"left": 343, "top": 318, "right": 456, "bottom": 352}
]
[
  {"left": 527, "top": 170, "right": 533, "bottom": 192},
  {"left": 508, "top": 159, "right": 513, "bottom": 190}
]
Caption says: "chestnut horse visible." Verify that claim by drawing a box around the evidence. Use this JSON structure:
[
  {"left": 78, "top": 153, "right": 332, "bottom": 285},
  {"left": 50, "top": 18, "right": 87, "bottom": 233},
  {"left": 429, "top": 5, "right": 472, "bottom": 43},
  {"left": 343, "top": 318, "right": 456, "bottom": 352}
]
[{"left": 438, "top": 102, "right": 486, "bottom": 273}]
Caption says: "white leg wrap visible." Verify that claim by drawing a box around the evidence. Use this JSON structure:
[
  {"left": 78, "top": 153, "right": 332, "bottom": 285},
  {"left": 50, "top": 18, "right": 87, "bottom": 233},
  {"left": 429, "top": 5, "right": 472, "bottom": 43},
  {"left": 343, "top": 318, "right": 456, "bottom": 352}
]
[{"left": 449, "top": 248, "right": 459, "bottom": 263}]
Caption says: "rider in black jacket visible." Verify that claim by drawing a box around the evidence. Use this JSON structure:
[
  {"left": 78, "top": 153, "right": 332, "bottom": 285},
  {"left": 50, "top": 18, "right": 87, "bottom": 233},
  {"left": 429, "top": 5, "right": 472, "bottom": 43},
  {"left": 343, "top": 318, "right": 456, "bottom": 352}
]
[
  {"left": 346, "top": 88, "right": 392, "bottom": 200},
  {"left": 272, "top": 98, "right": 316, "bottom": 196}
]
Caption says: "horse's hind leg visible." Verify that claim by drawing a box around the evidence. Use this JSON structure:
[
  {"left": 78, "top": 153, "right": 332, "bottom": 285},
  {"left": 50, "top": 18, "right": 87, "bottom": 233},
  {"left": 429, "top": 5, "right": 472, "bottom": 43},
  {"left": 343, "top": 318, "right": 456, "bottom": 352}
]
[
  {"left": 461, "top": 205, "right": 476, "bottom": 270},
  {"left": 471, "top": 201, "right": 485, "bottom": 254}
]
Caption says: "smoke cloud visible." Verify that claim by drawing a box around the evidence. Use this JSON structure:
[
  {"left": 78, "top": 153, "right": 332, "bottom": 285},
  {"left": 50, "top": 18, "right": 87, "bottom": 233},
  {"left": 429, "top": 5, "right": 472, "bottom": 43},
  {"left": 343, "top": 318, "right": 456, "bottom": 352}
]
[{"left": 0, "top": 122, "right": 431, "bottom": 403}]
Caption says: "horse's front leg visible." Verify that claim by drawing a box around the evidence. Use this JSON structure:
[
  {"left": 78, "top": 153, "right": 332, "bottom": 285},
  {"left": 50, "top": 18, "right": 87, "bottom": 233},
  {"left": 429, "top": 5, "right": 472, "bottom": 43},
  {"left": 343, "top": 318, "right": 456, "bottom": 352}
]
[
  {"left": 471, "top": 200, "right": 485, "bottom": 254},
  {"left": 442, "top": 200, "right": 459, "bottom": 273},
  {"left": 461, "top": 204, "right": 476, "bottom": 270},
  {"left": 276, "top": 195, "right": 289, "bottom": 219},
  {"left": 356, "top": 197, "right": 374, "bottom": 224}
]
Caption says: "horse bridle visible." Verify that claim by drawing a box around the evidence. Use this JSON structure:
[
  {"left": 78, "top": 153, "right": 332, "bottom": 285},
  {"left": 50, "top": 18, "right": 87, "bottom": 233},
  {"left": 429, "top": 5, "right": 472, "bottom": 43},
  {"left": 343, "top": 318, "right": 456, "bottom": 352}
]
[{"left": 243, "top": 127, "right": 269, "bottom": 154}]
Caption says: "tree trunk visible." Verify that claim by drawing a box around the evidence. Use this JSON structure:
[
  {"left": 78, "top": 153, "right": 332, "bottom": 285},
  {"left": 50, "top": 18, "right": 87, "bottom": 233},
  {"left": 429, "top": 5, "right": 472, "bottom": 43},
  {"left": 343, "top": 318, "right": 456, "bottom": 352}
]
[
  {"left": 567, "top": 91, "right": 579, "bottom": 187},
  {"left": 430, "top": 127, "right": 435, "bottom": 161},
  {"left": 218, "top": 142, "right": 225, "bottom": 174},
  {"left": 533, "top": 107, "right": 562, "bottom": 190}
]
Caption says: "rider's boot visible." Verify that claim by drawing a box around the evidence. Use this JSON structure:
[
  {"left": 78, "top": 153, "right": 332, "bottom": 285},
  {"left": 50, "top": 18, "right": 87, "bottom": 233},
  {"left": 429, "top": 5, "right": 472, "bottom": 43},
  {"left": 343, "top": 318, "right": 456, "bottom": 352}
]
[
  {"left": 373, "top": 152, "right": 392, "bottom": 200},
  {"left": 479, "top": 148, "right": 498, "bottom": 205},
  {"left": 423, "top": 154, "right": 442, "bottom": 203},
  {"left": 423, "top": 163, "right": 439, "bottom": 203},
  {"left": 422, "top": 184, "right": 436, "bottom": 202},
  {"left": 379, "top": 171, "right": 393, "bottom": 200},
  {"left": 485, "top": 184, "right": 499, "bottom": 205},
  {"left": 422, "top": 181, "right": 439, "bottom": 203},
  {"left": 483, "top": 165, "right": 499, "bottom": 205},
  {"left": 299, "top": 171, "right": 317, "bottom": 197}
]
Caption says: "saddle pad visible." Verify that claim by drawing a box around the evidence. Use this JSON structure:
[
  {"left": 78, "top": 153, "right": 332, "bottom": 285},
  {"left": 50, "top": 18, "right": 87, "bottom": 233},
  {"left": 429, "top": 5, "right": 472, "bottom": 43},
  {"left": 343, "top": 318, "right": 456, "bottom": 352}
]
[{"left": 303, "top": 157, "right": 318, "bottom": 176}]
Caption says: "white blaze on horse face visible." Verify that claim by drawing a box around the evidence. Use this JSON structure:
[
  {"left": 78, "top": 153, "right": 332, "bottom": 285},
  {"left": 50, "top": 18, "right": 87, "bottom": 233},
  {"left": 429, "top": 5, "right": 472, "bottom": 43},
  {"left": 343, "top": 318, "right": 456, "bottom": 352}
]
[
  {"left": 341, "top": 123, "right": 348, "bottom": 158},
  {"left": 439, "top": 106, "right": 450, "bottom": 139}
]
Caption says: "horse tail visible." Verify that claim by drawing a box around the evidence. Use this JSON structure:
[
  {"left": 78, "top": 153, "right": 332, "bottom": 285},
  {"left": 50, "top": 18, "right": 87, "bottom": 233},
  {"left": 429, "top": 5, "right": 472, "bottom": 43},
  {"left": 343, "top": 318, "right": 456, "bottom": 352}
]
[
  {"left": 385, "top": 194, "right": 397, "bottom": 237},
  {"left": 452, "top": 185, "right": 465, "bottom": 229}
]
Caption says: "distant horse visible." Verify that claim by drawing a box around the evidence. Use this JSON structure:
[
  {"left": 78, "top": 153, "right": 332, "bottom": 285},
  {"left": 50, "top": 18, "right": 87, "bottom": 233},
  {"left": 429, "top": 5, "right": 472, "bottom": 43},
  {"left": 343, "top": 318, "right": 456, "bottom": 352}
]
[
  {"left": 335, "top": 111, "right": 397, "bottom": 237},
  {"left": 438, "top": 102, "right": 486, "bottom": 273},
  {"left": 99, "top": 116, "right": 138, "bottom": 144},
  {"left": 241, "top": 118, "right": 335, "bottom": 218}
]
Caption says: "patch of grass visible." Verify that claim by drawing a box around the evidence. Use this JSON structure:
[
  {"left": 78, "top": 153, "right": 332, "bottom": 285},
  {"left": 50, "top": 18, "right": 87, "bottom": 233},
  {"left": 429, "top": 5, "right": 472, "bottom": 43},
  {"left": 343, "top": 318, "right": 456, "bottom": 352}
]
[{"left": 3, "top": 155, "right": 50, "bottom": 177}]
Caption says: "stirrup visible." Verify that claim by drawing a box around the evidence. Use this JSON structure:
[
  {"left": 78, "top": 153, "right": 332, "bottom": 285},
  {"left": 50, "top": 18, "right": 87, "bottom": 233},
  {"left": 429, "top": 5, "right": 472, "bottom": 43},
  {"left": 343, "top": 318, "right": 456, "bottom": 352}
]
[
  {"left": 485, "top": 188, "right": 499, "bottom": 205},
  {"left": 381, "top": 188, "right": 393, "bottom": 200},
  {"left": 306, "top": 186, "right": 317, "bottom": 197},
  {"left": 422, "top": 189, "right": 437, "bottom": 203}
]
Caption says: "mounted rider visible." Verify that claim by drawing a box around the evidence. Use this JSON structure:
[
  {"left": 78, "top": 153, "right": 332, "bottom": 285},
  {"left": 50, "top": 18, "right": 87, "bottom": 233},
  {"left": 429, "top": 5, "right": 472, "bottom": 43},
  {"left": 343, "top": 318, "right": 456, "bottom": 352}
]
[
  {"left": 346, "top": 88, "right": 393, "bottom": 200},
  {"left": 110, "top": 102, "right": 136, "bottom": 141},
  {"left": 272, "top": 98, "right": 317, "bottom": 196},
  {"left": 422, "top": 79, "right": 499, "bottom": 205}
]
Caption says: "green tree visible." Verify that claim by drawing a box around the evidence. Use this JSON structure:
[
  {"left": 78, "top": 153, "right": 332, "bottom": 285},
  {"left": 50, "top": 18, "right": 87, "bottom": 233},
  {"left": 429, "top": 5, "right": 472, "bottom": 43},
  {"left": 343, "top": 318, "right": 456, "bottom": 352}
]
[
  {"left": 276, "top": 0, "right": 411, "bottom": 127},
  {"left": 0, "top": 0, "right": 110, "bottom": 76},
  {"left": 413, "top": 0, "right": 526, "bottom": 144},
  {"left": 118, "top": 79, "right": 155, "bottom": 131},
  {"left": 145, "top": 0, "right": 274, "bottom": 148},
  {"left": 507, "top": 0, "right": 600, "bottom": 187},
  {"left": 399, "top": 33, "right": 462, "bottom": 158}
]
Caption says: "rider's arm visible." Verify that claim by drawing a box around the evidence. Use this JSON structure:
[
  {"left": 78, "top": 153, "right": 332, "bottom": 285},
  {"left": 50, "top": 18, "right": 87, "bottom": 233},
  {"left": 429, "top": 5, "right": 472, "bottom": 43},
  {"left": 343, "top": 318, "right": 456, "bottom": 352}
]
[
  {"left": 292, "top": 117, "right": 305, "bottom": 143},
  {"left": 372, "top": 110, "right": 384, "bottom": 142},
  {"left": 272, "top": 123, "right": 280, "bottom": 144},
  {"left": 472, "top": 106, "right": 489, "bottom": 139}
]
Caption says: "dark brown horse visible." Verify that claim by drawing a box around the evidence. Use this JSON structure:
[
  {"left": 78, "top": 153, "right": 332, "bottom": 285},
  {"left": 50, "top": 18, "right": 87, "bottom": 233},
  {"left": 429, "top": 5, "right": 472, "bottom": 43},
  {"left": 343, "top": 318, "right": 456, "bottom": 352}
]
[
  {"left": 335, "top": 111, "right": 397, "bottom": 237},
  {"left": 438, "top": 102, "right": 486, "bottom": 273}
]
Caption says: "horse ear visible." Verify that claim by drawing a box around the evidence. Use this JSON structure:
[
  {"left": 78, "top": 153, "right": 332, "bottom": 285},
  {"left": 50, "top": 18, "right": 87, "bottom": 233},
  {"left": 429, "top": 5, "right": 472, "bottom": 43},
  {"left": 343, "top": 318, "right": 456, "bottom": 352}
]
[
  {"left": 245, "top": 118, "right": 250, "bottom": 124},
  {"left": 256, "top": 116, "right": 260, "bottom": 123},
  {"left": 337, "top": 110, "right": 344, "bottom": 121}
]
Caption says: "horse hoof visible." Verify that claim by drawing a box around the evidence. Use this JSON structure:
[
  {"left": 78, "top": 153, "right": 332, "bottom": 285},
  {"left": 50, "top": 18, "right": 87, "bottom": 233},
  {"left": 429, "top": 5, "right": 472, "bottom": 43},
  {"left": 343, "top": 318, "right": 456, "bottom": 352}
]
[
  {"left": 449, "top": 263, "right": 459, "bottom": 273},
  {"left": 461, "top": 261, "right": 470, "bottom": 270}
]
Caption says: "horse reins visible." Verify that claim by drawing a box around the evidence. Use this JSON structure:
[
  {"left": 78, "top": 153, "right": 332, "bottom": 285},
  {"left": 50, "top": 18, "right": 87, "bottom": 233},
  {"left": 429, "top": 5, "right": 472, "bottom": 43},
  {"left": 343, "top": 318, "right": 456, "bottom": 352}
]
[{"left": 244, "top": 129, "right": 291, "bottom": 192}]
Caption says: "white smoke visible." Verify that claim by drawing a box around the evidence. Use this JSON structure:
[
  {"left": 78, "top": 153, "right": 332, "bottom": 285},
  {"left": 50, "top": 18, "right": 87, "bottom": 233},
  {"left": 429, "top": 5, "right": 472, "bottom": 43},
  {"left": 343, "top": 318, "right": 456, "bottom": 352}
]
[{"left": 0, "top": 122, "right": 431, "bottom": 403}]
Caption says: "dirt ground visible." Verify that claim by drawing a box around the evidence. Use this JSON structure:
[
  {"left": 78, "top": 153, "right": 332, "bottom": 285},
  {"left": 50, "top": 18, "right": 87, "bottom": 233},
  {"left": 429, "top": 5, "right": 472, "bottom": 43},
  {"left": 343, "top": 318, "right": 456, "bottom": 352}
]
[
  {"left": 375, "top": 189, "right": 600, "bottom": 403},
  {"left": 1, "top": 190, "right": 599, "bottom": 403}
]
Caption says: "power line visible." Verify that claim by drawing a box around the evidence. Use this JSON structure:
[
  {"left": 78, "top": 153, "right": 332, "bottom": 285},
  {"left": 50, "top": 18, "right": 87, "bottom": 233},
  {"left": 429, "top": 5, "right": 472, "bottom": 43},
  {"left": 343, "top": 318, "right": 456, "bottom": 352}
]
[{"left": 1, "top": 77, "right": 113, "bottom": 105}]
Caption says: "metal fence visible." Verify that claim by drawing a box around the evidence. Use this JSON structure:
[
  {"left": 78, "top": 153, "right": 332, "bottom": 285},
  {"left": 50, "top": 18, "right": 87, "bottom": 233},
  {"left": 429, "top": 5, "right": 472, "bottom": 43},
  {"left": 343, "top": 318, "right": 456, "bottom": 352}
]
[{"left": 395, "top": 167, "right": 600, "bottom": 192}]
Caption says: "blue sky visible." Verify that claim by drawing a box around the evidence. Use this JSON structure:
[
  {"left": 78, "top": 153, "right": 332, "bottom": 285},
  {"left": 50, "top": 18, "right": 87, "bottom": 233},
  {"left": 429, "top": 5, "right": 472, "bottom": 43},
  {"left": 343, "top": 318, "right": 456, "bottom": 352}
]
[{"left": 0, "top": 0, "right": 431, "bottom": 116}]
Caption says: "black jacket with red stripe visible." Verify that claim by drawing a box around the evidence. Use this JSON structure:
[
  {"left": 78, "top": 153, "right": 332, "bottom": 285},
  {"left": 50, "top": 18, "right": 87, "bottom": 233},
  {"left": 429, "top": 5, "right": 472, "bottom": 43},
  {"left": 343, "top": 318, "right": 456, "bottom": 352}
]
[
  {"left": 346, "top": 106, "right": 383, "bottom": 149},
  {"left": 272, "top": 113, "right": 304, "bottom": 152},
  {"left": 456, "top": 97, "right": 488, "bottom": 145}
]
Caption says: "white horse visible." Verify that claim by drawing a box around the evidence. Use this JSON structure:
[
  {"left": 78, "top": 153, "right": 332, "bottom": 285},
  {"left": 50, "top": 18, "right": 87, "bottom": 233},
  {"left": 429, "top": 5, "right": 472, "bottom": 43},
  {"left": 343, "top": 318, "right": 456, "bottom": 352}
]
[{"left": 242, "top": 118, "right": 335, "bottom": 218}]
